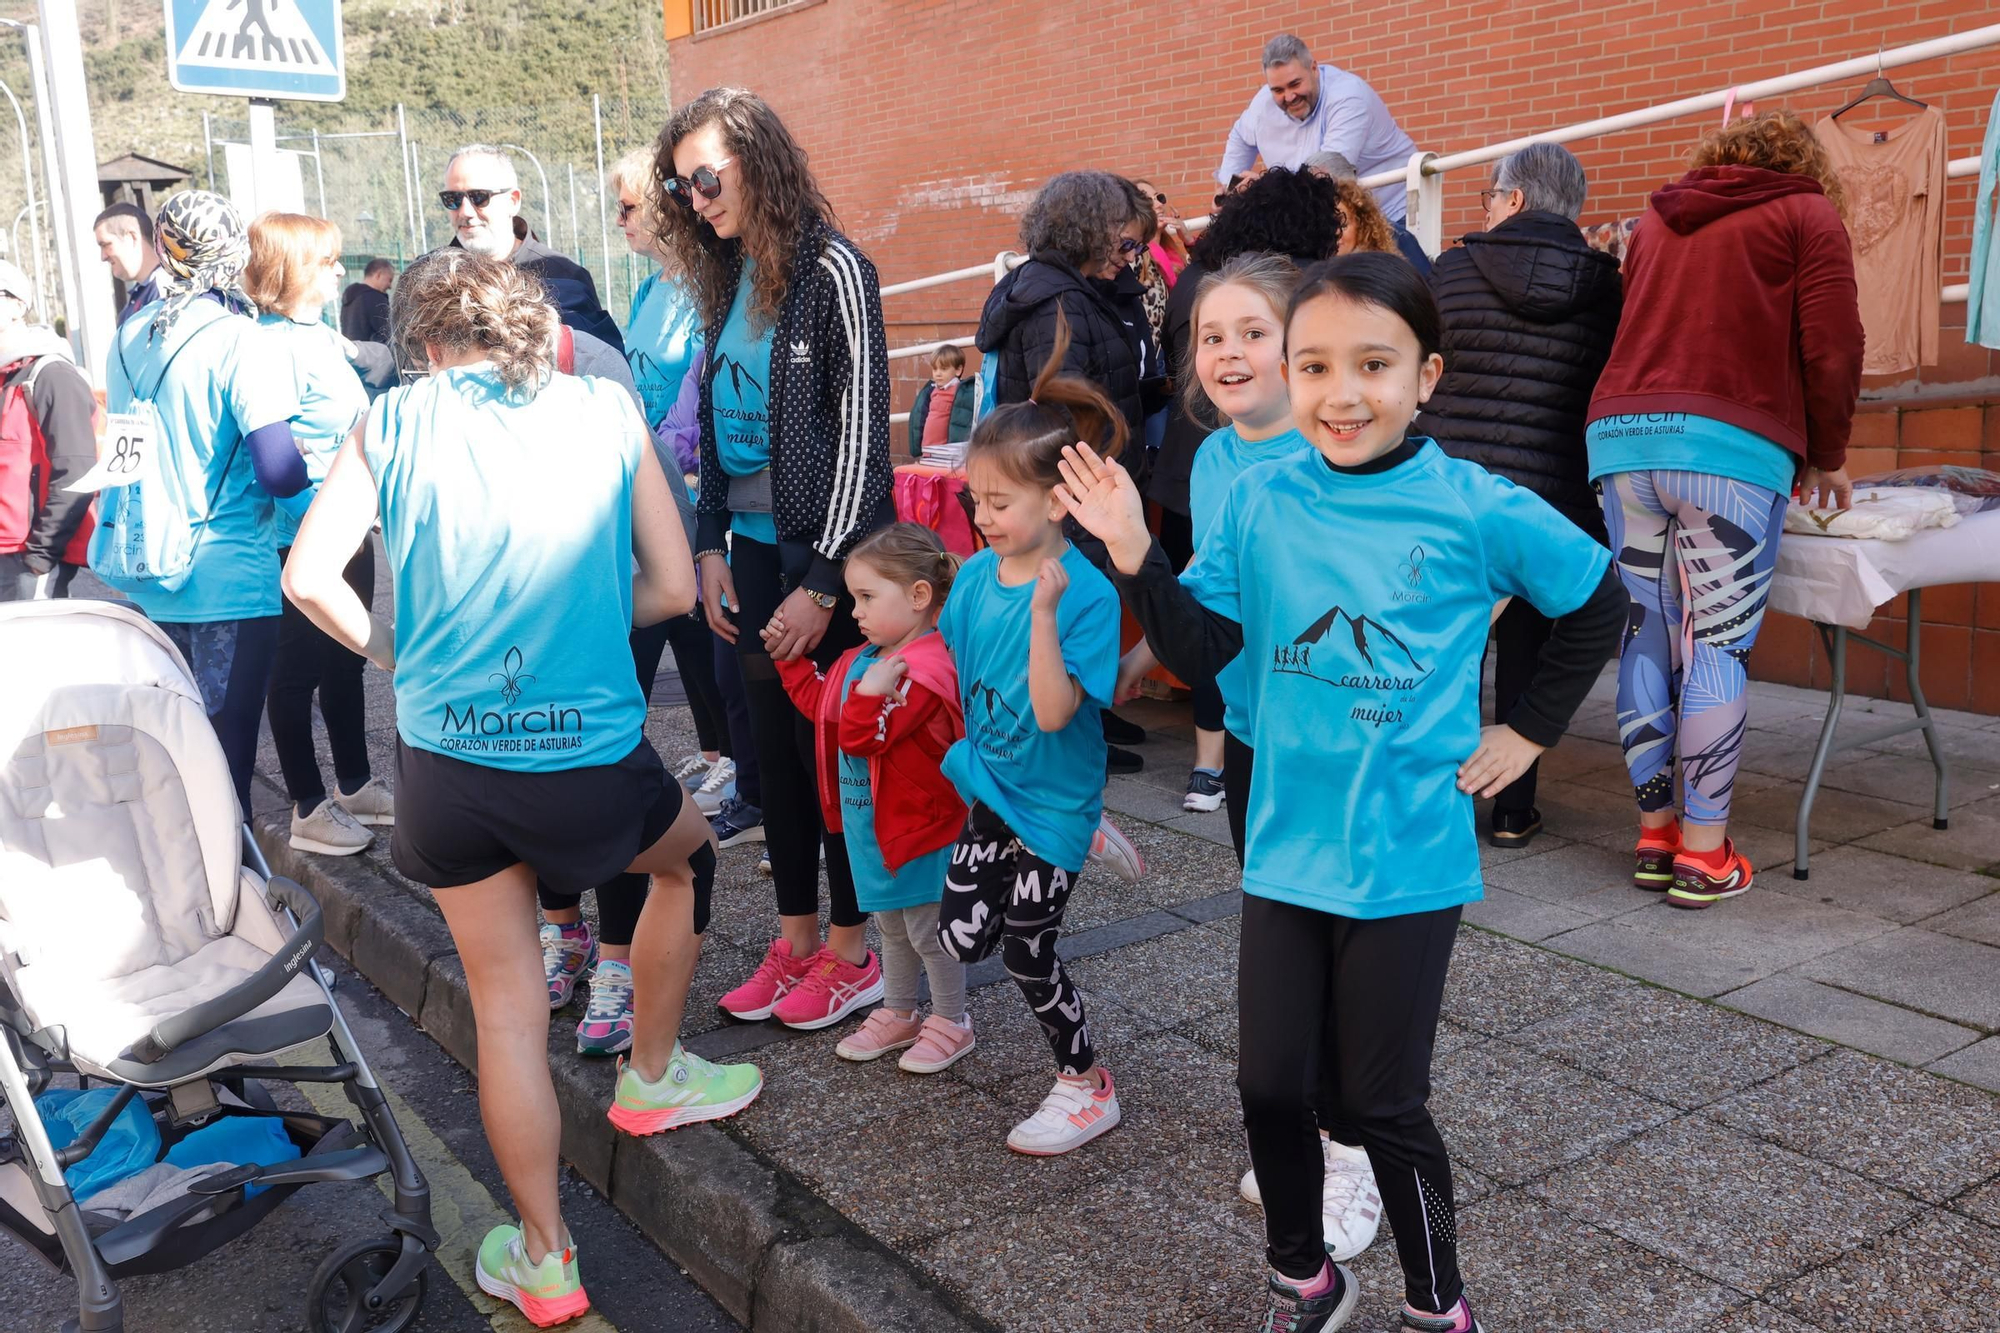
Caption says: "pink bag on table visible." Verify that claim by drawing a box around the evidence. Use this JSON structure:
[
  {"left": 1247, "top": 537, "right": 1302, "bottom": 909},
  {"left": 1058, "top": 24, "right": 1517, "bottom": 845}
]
[{"left": 894, "top": 469, "right": 981, "bottom": 558}]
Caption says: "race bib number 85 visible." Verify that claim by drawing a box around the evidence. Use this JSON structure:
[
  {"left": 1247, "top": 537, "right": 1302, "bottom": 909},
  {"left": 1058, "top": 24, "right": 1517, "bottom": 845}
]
[{"left": 66, "top": 410, "right": 156, "bottom": 493}]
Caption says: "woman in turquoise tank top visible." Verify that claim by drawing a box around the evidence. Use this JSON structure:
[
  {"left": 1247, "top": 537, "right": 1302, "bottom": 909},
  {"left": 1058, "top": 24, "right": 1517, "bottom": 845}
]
[{"left": 282, "top": 250, "right": 763, "bottom": 1325}]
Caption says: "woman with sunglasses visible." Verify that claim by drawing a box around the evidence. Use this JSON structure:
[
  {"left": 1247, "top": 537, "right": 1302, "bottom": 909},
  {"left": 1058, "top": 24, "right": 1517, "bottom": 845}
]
[
  {"left": 975, "top": 171, "right": 1158, "bottom": 477},
  {"left": 651, "top": 87, "right": 897, "bottom": 1030},
  {"left": 1131, "top": 179, "right": 1190, "bottom": 288}
]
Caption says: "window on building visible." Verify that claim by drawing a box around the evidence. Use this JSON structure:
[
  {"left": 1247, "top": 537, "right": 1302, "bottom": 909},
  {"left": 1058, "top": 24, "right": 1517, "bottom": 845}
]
[{"left": 694, "top": 0, "right": 812, "bottom": 33}]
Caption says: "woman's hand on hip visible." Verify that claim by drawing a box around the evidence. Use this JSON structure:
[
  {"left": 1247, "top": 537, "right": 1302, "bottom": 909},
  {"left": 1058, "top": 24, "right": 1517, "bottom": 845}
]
[
  {"left": 700, "top": 553, "right": 738, "bottom": 645},
  {"left": 766, "top": 587, "right": 834, "bottom": 661}
]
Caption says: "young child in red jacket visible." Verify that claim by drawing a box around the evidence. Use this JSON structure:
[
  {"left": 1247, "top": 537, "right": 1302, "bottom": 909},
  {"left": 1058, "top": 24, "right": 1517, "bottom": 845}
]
[{"left": 765, "top": 522, "right": 976, "bottom": 1071}]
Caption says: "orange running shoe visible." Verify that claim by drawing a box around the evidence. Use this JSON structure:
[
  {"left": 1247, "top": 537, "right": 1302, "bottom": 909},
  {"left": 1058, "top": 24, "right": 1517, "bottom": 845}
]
[{"left": 1667, "top": 840, "right": 1754, "bottom": 909}]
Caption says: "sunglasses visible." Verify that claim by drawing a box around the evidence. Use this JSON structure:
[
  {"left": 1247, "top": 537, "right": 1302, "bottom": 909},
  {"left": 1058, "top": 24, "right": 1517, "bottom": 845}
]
[
  {"left": 1117, "top": 236, "right": 1146, "bottom": 256},
  {"left": 439, "top": 188, "right": 511, "bottom": 211},
  {"left": 616, "top": 200, "right": 639, "bottom": 223},
  {"left": 1147, "top": 190, "right": 1167, "bottom": 205},
  {"left": 664, "top": 158, "right": 734, "bottom": 208}
]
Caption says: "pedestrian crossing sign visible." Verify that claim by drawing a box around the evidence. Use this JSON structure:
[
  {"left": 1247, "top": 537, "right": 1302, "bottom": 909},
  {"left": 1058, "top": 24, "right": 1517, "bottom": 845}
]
[{"left": 165, "top": 0, "right": 346, "bottom": 102}]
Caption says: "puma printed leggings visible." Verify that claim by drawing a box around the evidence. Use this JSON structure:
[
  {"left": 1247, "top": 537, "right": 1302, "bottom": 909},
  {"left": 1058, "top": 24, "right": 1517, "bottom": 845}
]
[{"left": 935, "top": 801, "right": 1095, "bottom": 1076}]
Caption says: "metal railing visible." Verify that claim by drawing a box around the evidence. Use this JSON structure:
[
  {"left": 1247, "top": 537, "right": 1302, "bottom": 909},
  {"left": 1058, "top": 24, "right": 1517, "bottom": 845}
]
[
  {"left": 695, "top": 0, "right": 806, "bottom": 34},
  {"left": 881, "top": 19, "right": 2000, "bottom": 417}
]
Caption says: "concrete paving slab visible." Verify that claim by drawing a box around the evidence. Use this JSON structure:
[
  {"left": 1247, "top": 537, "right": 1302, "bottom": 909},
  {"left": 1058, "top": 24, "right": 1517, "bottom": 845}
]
[
  {"left": 1914, "top": 888, "right": 2000, "bottom": 946},
  {"left": 1929, "top": 1037, "right": 2000, "bottom": 1094},
  {"left": 1067, "top": 922, "right": 1240, "bottom": 1029},
  {"left": 1535, "top": 735, "right": 1631, "bottom": 781},
  {"left": 1822, "top": 751, "right": 2000, "bottom": 811},
  {"left": 1428, "top": 1041, "right": 1674, "bottom": 1185},
  {"left": 1442, "top": 928, "right": 1637, "bottom": 1035},
  {"left": 1769, "top": 1208, "right": 2000, "bottom": 1331},
  {"left": 944, "top": 983, "right": 1167, "bottom": 1096},
  {"left": 1462, "top": 884, "right": 1600, "bottom": 942},
  {"left": 1160, "top": 809, "right": 1234, "bottom": 846},
  {"left": 1762, "top": 845, "right": 1997, "bottom": 923},
  {"left": 1953, "top": 1176, "right": 2000, "bottom": 1229},
  {"left": 1857, "top": 797, "right": 2000, "bottom": 873},
  {"left": 1730, "top": 782, "right": 1930, "bottom": 843},
  {"left": 1798, "top": 928, "right": 2000, "bottom": 1029},
  {"left": 1529, "top": 778, "right": 1650, "bottom": 842},
  {"left": 1102, "top": 774, "right": 1196, "bottom": 824},
  {"left": 1509, "top": 986, "right": 1829, "bottom": 1111},
  {"left": 1483, "top": 839, "right": 1664, "bottom": 920},
  {"left": 1721, "top": 975, "right": 1981, "bottom": 1067},
  {"left": 1705, "top": 1049, "right": 2000, "bottom": 1204},
  {"left": 1532, "top": 1117, "right": 1922, "bottom": 1292},
  {"left": 1110, "top": 820, "right": 1246, "bottom": 914},
  {"left": 1449, "top": 1188, "right": 1740, "bottom": 1333},
  {"left": 1546, "top": 890, "right": 1895, "bottom": 998},
  {"left": 1860, "top": 716, "right": 2000, "bottom": 765},
  {"left": 1698, "top": 1303, "right": 1827, "bottom": 1333},
  {"left": 1476, "top": 829, "right": 1574, "bottom": 873}
]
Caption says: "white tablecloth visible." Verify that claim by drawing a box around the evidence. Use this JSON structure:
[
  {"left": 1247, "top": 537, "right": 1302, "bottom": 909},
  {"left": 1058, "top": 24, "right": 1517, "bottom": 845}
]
[{"left": 1770, "top": 509, "right": 2000, "bottom": 630}]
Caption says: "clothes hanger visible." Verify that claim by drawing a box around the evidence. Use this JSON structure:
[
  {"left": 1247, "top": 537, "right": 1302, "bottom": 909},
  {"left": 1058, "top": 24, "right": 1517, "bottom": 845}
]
[{"left": 1831, "top": 47, "right": 1928, "bottom": 120}]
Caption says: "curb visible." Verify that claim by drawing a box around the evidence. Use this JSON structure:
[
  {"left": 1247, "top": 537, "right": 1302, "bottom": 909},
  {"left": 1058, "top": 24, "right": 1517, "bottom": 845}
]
[{"left": 251, "top": 805, "right": 997, "bottom": 1333}]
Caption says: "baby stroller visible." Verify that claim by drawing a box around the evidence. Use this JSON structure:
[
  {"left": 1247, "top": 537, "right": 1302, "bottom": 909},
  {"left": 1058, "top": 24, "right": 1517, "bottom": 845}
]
[{"left": 0, "top": 600, "right": 436, "bottom": 1332}]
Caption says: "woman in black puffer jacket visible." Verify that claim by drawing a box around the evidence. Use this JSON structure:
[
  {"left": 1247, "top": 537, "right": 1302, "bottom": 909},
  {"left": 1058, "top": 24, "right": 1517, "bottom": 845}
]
[
  {"left": 976, "top": 171, "right": 1160, "bottom": 476},
  {"left": 1422, "top": 141, "right": 1622, "bottom": 848}
]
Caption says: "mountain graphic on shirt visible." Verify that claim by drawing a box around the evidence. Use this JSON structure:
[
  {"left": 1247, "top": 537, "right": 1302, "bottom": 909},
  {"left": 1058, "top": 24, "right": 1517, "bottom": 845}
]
[
  {"left": 1272, "top": 604, "right": 1431, "bottom": 690},
  {"left": 962, "top": 678, "right": 1023, "bottom": 730},
  {"left": 711, "top": 351, "right": 764, "bottom": 402}
]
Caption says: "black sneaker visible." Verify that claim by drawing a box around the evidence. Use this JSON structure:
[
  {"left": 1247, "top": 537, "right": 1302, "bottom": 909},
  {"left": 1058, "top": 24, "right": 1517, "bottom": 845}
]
[
  {"left": 1107, "top": 745, "right": 1144, "bottom": 775},
  {"left": 1102, "top": 712, "right": 1148, "bottom": 746},
  {"left": 1183, "top": 767, "right": 1226, "bottom": 813},
  {"left": 1486, "top": 807, "right": 1542, "bottom": 849},
  {"left": 1260, "top": 1263, "right": 1357, "bottom": 1332},
  {"left": 710, "top": 797, "right": 766, "bottom": 849}
]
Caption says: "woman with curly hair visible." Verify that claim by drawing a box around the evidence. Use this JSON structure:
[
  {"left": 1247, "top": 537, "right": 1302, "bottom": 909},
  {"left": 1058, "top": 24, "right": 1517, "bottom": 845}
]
[
  {"left": 1331, "top": 176, "right": 1400, "bottom": 257},
  {"left": 975, "top": 170, "right": 1160, "bottom": 461},
  {"left": 650, "top": 87, "right": 897, "bottom": 1031},
  {"left": 1587, "top": 108, "right": 1862, "bottom": 911},
  {"left": 284, "top": 249, "right": 754, "bottom": 1325}
]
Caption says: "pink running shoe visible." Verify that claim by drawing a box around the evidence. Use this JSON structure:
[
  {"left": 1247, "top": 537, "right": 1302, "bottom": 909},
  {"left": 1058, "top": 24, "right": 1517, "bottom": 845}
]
[
  {"left": 718, "top": 938, "right": 813, "bottom": 1021},
  {"left": 1087, "top": 816, "right": 1145, "bottom": 884},
  {"left": 834, "top": 1008, "right": 923, "bottom": 1062},
  {"left": 771, "top": 949, "right": 885, "bottom": 1030}
]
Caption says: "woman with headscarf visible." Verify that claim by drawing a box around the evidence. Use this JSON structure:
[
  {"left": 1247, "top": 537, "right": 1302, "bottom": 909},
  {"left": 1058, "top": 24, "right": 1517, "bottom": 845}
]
[{"left": 97, "top": 190, "right": 310, "bottom": 814}]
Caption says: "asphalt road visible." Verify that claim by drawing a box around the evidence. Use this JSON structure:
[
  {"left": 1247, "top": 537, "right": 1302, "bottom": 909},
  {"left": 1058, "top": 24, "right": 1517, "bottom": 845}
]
[{"left": 1, "top": 953, "right": 740, "bottom": 1333}]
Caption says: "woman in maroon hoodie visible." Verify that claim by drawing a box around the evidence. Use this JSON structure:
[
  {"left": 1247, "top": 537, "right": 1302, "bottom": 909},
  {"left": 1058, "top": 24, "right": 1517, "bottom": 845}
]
[{"left": 1586, "top": 109, "right": 1861, "bottom": 911}]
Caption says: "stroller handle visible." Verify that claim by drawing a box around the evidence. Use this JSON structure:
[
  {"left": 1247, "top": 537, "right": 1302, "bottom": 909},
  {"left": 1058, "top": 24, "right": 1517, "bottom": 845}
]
[{"left": 124, "top": 878, "right": 326, "bottom": 1067}]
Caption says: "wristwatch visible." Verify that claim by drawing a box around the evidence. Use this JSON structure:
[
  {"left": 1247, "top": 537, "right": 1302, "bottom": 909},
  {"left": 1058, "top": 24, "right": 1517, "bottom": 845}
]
[{"left": 804, "top": 589, "right": 838, "bottom": 610}]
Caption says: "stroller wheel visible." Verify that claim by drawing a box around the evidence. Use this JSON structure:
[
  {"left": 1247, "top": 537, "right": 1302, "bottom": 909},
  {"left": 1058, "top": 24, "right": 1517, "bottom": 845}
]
[{"left": 306, "top": 1236, "right": 428, "bottom": 1333}]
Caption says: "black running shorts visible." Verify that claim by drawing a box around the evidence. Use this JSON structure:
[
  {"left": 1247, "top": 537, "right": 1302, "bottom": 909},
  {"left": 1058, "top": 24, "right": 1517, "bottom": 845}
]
[{"left": 392, "top": 739, "right": 681, "bottom": 893}]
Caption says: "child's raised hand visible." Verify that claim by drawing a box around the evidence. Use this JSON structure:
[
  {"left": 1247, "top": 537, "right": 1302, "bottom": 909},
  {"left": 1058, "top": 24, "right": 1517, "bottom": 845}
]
[
  {"left": 759, "top": 613, "right": 786, "bottom": 650},
  {"left": 856, "top": 653, "right": 909, "bottom": 698},
  {"left": 1031, "top": 556, "right": 1069, "bottom": 617},
  {"left": 1054, "top": 443, "right": 1150, "bottom": 576},
  {"left": 1457, "top": 725, "right": 1547, "bottom": 799}
]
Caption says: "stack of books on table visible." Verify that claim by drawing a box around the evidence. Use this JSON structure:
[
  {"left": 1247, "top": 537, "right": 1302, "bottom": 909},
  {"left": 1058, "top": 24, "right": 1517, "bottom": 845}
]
[{"left": 920, "top": 441, "right": 968, "bottom": 471}]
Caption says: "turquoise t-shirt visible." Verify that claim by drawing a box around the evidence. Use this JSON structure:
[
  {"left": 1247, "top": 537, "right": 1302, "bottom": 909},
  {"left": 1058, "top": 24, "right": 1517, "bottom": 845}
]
[
  {"left": 626, "top": 270, "right": 703, "bottom": 429},
  {"left": 937, "top": 542, "right": 1121, "bottom": 870},
  {"left": 364, "top": 364, "right": 649, "bottom": 773},
  {"left": 838, "top": 646, "right": 955, "bottom": 912},
  {"left": 1188, "top": 424, "right": 1312, "bottom": 739},
  {"left": 259, "top": 313, "right": 368, "bottom": 547},
  {"left": 1182, "top": 441, "right": 1611, "bottom": 920},
  {"left": 712, "top": 262, "right": 776, "bottom": 546},
  {"left": 1586, "top": 412, "right": 1796, "bottom": 495},
  {"left": 102, "top": 300, "right": 297, "bottom": 623}
]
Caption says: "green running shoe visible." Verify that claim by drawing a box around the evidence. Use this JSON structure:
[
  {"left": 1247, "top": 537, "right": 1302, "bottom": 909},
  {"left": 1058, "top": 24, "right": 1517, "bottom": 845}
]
[
  {"left": 608, "top": 1043, "right": 763, "bottom": 1135},
  {"left": 474, "top": 1224, "right": 588, "bottom": 1327}
]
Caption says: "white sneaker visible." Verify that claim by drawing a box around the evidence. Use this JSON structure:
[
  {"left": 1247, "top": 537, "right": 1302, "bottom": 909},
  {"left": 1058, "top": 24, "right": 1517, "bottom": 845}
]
[
  {"left": 693, "top": 759, "right": 737, "bottom": 815},
  {"left": 290, "top": 799, "right": 373, "bottom": 856},
  {"left": 333, "top": 777, "right": 395, "bottom": 827},
  {"left": 669, "top": 753, "right": 713, "bottom": 786},
  {"left": 1006, "top": 1068, "right": 1121, "bottom": 1156},
  {"left": 1086, "top": 816, "right": 1144, "bottom": 884},
  {"left": 1237, "top": 1138, "right": 1384, "bottom": 1263}
]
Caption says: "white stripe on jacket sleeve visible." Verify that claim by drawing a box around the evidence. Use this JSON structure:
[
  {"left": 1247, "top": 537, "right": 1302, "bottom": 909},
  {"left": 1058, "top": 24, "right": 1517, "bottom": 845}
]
[{"left": 817, "top": 240, "right": 873, "bottom": 559}]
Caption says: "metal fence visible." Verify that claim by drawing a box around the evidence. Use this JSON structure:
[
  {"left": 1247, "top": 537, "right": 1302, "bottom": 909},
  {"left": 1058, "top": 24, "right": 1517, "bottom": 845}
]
[
  {"left": 201, "top": 95, "right": 672, "bottom": 329},
  {"left": 694, "top": 0, "right": 806, "bottom": 35}
]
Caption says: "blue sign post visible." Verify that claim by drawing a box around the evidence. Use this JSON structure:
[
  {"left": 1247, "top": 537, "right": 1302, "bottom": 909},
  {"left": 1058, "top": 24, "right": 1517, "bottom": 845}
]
[{"left": 165, "top": 0, "right": 346, "bottom": 103}]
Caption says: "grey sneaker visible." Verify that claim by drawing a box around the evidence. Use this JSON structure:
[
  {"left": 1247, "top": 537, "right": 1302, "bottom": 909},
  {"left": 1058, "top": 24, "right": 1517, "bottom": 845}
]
[
  {"left": 334, "top": 776, "right": 395, "bottom": 827},
  {"left": 291, "top": 799, "right": 373, "bottom": 856},
  {"left": 1261, "top": 1263, "right": 1357, "bottom": 1332},
  {"left": 693, "top": 758, "right": 737, "bottom": 815}
]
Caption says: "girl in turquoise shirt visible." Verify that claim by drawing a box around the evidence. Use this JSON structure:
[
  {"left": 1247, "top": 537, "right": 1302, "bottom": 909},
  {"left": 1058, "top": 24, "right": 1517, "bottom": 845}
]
[{"left": 1059, "top": 254, "right": 1626, "bottom": 1333}]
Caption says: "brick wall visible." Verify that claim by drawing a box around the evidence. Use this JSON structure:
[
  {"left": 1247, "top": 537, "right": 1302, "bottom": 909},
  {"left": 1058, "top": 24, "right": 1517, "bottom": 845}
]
[{"left": 669, "top": 0, "right": 2000, "bottom": 711}]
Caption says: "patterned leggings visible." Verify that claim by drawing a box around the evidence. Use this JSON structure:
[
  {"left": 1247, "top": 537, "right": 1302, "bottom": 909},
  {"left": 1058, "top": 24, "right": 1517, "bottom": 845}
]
[
  {"left": 1601, "top": 471, "right": 1788, "bottom": 826},
  {"left": 936, "top": 801, "right": 1094, "bottom": 1075}
]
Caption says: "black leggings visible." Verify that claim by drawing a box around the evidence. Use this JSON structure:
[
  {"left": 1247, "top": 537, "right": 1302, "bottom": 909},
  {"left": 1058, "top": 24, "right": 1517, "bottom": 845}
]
[
  {"left": 1238, "top": 894, "right": 1464, "bottom": 1311},
  {"left": 729, "top": 536, "right": 864, "bottom": 929},
  {"left": 1487, "top": 597, "right": 1551, "bottom": 816},
  {"left": 160, "top": 615, "right": 281, "bottom": 816},
  {"left": 1157, "top": 508, "right": 1224, "bottom": 735},
  {"left": 537, "top": 618, "right": 673, "bottom": 946},
  {"left": 664, "top": 609, "right": 728, "bottom": 756},
  {"left": 269, "top": 544, "right": 375, "bottom": 811},
  {"left": 935, "top": 802, "right": 1093, "bottom": 1076}
]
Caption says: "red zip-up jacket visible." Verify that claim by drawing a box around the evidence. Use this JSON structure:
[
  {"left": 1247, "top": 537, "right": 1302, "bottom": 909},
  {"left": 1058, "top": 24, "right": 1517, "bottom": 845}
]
[
  {"left": 1587, "top": 165, "right": 1863, "bottom": 472},
  {"left": 773, "top": 632, "right": 967, "bottom": 872}
]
